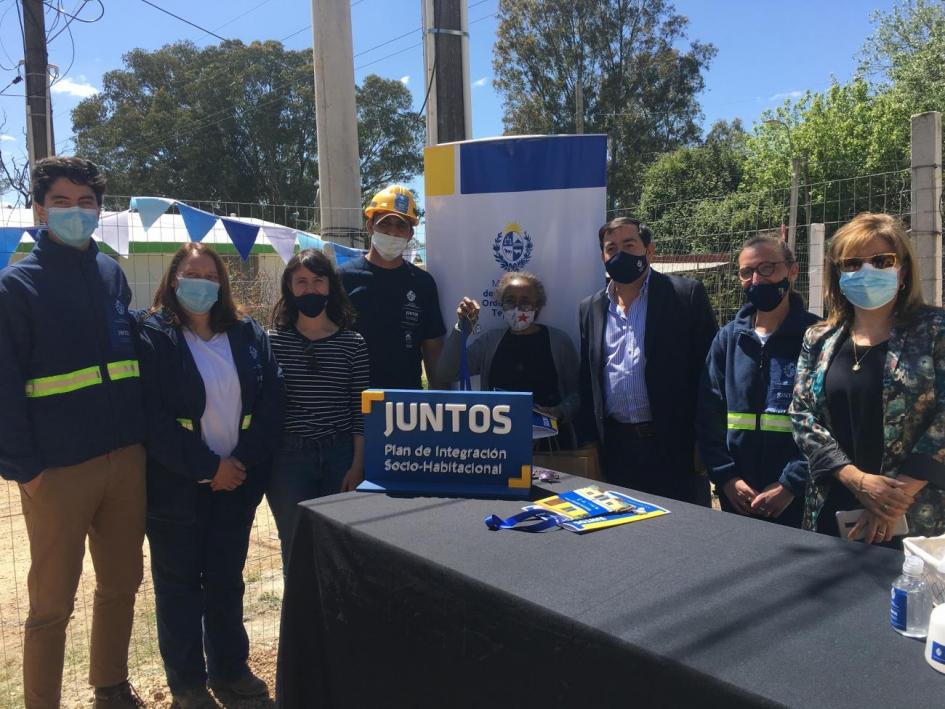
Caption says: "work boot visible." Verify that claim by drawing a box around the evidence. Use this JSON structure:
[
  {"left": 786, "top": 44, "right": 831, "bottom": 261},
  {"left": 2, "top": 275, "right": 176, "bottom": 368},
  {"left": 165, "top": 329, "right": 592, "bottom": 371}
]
[
  {"left": 171, "top": 685, "right": 220, "bottom": 709},
  {"left": 93, "top": 680, "right": 145, "bottom": 708},
  {"left": 209, "top": 670, "right": 268, "bottom": 697}
]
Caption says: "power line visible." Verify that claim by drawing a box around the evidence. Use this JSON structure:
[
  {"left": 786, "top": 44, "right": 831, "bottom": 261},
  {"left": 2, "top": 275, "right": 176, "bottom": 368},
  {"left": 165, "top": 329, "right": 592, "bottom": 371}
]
[
  {"left": 43, "top": 0, "right": 101, "bottom": 24},
  {"left": 47, "top": 0, "right": 104, "bottom": 44},
  {"left": 193, "top": 0, "right": 272, "bottom": 44},
  {"left": 137, "top": 0, "right": 228, "bottom": 42}
]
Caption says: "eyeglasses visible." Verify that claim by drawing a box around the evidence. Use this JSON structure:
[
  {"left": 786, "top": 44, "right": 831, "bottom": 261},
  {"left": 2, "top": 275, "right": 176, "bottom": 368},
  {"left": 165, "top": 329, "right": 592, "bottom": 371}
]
[
  {"left": 302, "top": 342, "right": 319, "bottom": 374},
  {"left": 501, "top": 301, "right": 536, "bottom": 312},
  {"left": 737, "top": 261, "right": 786, "bottom": 280},
  {"left": 835, "top": 253, "right": 898, "bottom": 273}
]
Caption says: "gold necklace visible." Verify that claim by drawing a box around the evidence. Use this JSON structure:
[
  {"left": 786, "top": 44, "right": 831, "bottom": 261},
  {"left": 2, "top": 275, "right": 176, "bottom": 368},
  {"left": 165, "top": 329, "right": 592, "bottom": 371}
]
[{"left": 851, "top": 339, "right": 876, "bottom": 372}]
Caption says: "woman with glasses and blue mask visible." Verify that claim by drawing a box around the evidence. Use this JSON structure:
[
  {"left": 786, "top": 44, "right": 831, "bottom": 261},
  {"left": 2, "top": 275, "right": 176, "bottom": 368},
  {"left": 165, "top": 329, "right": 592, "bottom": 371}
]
[
  {"left": 137, "top": 242, "right": 283, "bottom": 708},
  {"left": 697, "top": 234, "right": 819, "bottom": 527},
  {"left": 266, "top": 249, "right": 369, "bottom": 571},
  {"left": 791, "top": 213, "right": 945, "bottom": 545},
  {"left": 435, "top": 271, "right": 580, "bottom": 446}
]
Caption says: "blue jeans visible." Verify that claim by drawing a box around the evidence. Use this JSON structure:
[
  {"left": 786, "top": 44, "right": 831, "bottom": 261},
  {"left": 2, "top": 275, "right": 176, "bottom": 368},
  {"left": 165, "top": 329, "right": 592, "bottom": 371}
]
[
  {"left": 266, "top": 432, "right": 354, "bottom": 572},
  {"left": 146, "top": 483, "right": 261, "bottom": 694}
]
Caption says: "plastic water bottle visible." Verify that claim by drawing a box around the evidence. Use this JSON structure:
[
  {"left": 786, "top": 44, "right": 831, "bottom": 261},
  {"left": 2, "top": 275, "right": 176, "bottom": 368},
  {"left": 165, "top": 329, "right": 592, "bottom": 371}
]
[{"left": 890, "top": 555, "right": 931, "bottom": 638}]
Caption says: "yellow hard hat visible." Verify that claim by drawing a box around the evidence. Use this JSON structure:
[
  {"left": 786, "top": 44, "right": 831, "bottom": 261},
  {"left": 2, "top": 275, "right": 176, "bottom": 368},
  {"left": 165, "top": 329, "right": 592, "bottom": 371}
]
[{"left": 364, "top": 184, "right": 419, "bottom": 226}]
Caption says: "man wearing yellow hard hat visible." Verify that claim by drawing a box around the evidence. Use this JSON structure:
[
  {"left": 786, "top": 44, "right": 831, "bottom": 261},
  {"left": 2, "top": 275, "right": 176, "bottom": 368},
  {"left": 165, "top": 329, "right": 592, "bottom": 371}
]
[{"left": 339, "top": 184, "right": 446, "bottom": 389}]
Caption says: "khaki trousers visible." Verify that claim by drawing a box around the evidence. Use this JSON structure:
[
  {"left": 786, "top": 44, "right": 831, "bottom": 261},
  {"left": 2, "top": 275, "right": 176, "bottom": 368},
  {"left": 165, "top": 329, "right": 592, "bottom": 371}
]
[{"left": 19, "top": 444, "right": 146, "bottom": 709}]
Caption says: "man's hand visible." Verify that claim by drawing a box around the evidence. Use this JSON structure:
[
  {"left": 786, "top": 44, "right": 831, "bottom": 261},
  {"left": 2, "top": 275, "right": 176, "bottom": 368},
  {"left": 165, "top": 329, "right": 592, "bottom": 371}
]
[
  {"left": 22, "top": 471, "right": 45, "bottom": 498},
  {"left": 722, "top": 478, "right": 758, "bottom": 515},
  {"left": 750, "top": 482, "right": 794, "bottom": 518},
  {"left": 211, "top": 457, "right": 246, "bottom": 492}
]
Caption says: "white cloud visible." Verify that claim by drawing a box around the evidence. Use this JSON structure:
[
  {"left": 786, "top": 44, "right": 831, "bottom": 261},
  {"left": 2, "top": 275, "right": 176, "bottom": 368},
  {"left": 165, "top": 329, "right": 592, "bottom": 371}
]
[
  {"left": 768, "top": 90, "right": 803, "bottom": 102},
  {"left": 399, "top": 75, "right": 410, "bottom": 86},
  {"left": 472, "top": 76, "right": 488, "bottom": 88},
  {"left": 51, "top": 77, "right": 99, "bottom": 98},
  {"left": 0, "top": 134, "right": 14, "bottom": 142}
]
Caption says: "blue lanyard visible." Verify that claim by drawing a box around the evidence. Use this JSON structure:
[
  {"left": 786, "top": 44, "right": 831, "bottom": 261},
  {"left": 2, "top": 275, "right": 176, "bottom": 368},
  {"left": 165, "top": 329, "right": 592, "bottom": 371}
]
[
  {"left": 484, "top": 510, "right": 560, "bottom": 533},
  {"left": 459, "top": 327, "right": 472, "bottom": 391}
]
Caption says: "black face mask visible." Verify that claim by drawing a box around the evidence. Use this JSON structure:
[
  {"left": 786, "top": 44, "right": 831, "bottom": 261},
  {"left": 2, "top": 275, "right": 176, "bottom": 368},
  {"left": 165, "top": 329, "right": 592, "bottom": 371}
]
[
  {"left": 294, "top": 293, "right": 328, "bottom": 318},
  {"left": 605, "top": 250, "right": 648, "bottom": 285},
  {"left": 744, "top": 279, "right": 789, "bottom": 312}
]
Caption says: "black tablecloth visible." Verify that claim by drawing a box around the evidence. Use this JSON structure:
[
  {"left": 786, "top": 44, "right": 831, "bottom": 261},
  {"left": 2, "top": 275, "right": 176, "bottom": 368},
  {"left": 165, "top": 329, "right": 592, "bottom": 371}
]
[{"left": 276, "top": 474, "right": 942, "bottom": 708}]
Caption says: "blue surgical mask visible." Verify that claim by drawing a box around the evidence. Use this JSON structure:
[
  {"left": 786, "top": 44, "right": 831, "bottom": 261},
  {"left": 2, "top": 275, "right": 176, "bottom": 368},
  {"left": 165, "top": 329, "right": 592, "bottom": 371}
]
[
  {"left": 46, "top": 207, "right": 99, "bottom": 249},
  {"left": 176, "top": 277, "right": 220, "bottom": 314},
  {"left": 839, "top": 263, "right": 900, "bottom": 310}
]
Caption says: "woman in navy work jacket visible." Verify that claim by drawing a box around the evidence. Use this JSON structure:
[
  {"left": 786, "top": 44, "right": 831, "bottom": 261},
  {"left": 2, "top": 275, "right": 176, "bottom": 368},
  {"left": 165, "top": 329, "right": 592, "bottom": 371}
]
[
  {"left": 696, "top": 233, "right": 819, "bottom": 527},
  {"left": 137, "top": 243, "right": 283, "bottom": 708}
]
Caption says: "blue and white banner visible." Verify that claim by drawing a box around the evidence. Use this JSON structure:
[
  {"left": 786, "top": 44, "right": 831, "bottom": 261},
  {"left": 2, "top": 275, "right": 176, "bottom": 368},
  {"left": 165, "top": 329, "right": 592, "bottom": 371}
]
[{"left": 424, "top": 135, "right": 608, "bottom": 348}]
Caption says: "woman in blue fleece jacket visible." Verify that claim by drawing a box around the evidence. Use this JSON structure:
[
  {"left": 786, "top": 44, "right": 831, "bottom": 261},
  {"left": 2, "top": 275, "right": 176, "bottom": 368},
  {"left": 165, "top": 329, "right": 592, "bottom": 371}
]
[{"left": 696, "top": 234, "right": 819, "bottom": 527}]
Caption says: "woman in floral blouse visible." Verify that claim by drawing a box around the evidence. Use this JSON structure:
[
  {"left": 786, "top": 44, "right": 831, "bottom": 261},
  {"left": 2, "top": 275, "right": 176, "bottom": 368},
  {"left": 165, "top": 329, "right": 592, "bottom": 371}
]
[{"left": 790, "top": 212, "right": 945, "bottom": 544}]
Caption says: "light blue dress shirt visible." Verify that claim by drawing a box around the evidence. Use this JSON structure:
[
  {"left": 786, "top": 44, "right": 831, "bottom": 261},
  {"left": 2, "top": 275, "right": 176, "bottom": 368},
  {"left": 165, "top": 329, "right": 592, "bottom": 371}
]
[{"left": 603, "top": 272, "right": 652, "bottom": 423}]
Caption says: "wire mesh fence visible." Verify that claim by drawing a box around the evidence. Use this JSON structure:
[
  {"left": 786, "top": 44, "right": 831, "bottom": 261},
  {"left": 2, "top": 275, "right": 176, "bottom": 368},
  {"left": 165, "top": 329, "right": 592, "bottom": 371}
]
[
  {"left": 0, "top": 163, "right": 938, "bottom": 705},
  {"left": 613, "top": 167, "right": 915, "bottom": 325}
]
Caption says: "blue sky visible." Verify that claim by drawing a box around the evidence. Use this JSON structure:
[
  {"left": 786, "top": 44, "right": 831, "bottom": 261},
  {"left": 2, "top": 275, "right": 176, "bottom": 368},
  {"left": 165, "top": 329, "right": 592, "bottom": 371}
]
[{"left": 0, "top": 0, "right": 899, "bottom": 208}]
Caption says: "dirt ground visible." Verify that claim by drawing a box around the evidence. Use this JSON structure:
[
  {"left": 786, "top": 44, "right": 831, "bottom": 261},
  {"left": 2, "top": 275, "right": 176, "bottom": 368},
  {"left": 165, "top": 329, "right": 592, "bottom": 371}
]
[{"left": 0, "top": 481, "right": 285, "bottom": 708}]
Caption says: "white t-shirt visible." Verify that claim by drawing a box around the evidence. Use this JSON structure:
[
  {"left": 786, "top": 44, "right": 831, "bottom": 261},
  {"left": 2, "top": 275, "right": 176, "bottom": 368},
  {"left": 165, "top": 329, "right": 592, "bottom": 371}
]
[
  {"left": 183, "top": 329, "right": 242, "bottom": 458},
  {"left": 755, "top": 330, "right": 771, "bottom": 346}
]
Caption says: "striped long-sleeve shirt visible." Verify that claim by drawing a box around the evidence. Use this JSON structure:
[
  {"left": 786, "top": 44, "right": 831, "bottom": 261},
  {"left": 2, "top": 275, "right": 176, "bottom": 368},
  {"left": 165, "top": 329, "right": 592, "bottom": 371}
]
[{"left": 269, "top": 327, "right": 370, "bottom": 439}]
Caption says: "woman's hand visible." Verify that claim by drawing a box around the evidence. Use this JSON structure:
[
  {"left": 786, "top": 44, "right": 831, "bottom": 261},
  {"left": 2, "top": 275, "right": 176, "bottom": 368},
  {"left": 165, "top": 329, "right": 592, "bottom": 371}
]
[
  {"left": 749, "top": 482, "right": 795, "bottom": 518},
  {"left": 211, "top": 457, "right": 246, "bottom": 491},
  {"left": 722, "top": 478, "right": 758, "bottom": 515},
  {"left": 455, "top": 297, "right": 480, "bottom": 332},
  {"left": 856, "top": 472, "right": 913, "bottom": 522},
  {"left": 849, "top": 509, "right": 895, "bottom": 544},
  {"left": 340, "top": 465, "right": 364, "bottom": 492}
]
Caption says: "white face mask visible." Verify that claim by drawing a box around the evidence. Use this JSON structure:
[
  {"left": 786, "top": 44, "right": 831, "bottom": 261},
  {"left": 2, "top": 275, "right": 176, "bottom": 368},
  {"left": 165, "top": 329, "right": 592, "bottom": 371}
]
[
  {"left": 371, "top": 231, "right": 408, "bottom": 261},
  {"left": 503, "top": 307, "right": 536, "bottom": 332}
]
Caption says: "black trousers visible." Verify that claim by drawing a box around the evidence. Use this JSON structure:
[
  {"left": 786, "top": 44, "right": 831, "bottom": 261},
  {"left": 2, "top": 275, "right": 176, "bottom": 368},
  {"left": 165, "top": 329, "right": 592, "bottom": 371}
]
[{"left": 602, "top": 421, "right": 710, "bottom": 506}]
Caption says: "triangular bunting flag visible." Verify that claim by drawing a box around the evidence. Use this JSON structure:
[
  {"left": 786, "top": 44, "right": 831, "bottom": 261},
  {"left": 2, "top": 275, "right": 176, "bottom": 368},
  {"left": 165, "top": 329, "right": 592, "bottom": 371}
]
[
  {"left": 221, "top": 217, "right": 260, "bottom": 261},
  {"left": 24, "top": 227, "right": 41, "bottom": 239},
  {"left": 296, "top": 233, "right": 324, "bottom": 252},
  {"left": 331, "top": 241, "right": 364, "bottom": 267},
  {"left": 131, "top": 196, "right": 175, "bottom": 231},
  {"left": 0, "top": 227, "right": 26, "bottom": 268},
  {"left": 178, "top": 203, "right": 219, "bottom": 243},
  {"left": 94, "top": 211, "right": 131, "bottom": 258},
  {"left": 261, "top": 226, "right": 297, "bottom": 264}
]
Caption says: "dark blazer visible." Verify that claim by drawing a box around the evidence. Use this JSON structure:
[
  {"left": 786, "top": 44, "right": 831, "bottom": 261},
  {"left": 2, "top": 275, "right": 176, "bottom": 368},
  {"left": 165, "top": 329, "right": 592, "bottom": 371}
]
[
  {"left": 137, "top": 310, "right": 284, "bottom": 525},
  {"left": 578, "top": 268, "right": 718, "bottom": 479}
]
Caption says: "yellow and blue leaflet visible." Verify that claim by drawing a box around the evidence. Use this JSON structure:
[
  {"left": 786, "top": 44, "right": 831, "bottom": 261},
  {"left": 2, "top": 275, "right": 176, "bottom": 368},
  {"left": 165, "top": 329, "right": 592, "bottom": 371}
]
[{"left": 524, "top": 485, "right": 670, "bottom": 534}]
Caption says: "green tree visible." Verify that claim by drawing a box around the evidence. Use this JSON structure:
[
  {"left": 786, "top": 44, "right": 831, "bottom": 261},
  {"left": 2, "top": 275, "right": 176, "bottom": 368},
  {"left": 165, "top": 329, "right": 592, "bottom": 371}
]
[
  {"left": 859, "top": 0, "right": 945, "bottom": 113},
  {"left": 492, "top": 0, "right": 715, "bottom": 209},
  {"left": 72, "top": 41, "right": 424, "bottom": 206}
]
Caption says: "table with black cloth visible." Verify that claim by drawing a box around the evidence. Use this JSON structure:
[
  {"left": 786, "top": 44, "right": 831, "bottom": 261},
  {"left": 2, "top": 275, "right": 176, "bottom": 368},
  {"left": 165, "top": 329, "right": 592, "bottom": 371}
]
[{"left": 275, "top": 473, "right": 942, "bottom": 708}]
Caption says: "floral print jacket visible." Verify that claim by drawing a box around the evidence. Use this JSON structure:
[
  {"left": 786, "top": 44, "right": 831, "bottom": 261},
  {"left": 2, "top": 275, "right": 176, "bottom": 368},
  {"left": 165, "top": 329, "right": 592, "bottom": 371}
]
[{"left": 790, "top": 306, "right": 945, "bottom": 537}]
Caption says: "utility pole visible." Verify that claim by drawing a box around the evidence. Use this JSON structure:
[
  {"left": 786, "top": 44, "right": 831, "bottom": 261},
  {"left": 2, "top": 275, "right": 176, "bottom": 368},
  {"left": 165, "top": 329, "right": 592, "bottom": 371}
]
[
  {"left": 311, "top": 0, "right": 362, "bottom": 246},
  {"left": 422, "top": 0, "right": 471, "bottom": 145},
  {"left": 23, "top": 0, "right": 53, "bottom": 170},
  {"left": 788, "top": 156, "right": 800, "bottom": 253}
]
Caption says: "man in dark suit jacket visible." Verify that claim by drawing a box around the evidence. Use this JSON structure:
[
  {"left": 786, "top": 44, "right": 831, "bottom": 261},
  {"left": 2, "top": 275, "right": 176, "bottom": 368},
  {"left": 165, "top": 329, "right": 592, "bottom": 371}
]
[{"left": 579, "top": 217, "right": 718, "bottom": 505}]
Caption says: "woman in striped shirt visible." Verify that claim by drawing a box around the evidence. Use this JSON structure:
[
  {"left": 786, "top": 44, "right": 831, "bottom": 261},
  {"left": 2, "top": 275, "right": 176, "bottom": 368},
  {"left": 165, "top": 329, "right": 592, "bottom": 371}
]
[{"left": 266, "top": 249, "right": 370, "bottom": 569}]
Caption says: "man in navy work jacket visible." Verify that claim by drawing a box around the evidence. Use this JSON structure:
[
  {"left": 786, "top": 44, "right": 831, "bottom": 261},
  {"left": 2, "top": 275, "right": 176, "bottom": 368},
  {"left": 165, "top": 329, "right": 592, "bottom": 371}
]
[
  {"left": 340, "top": 184, "right": 446, "bottom": 389},
  {"left": 579, "top": 217, "right": 718, "bottom": 505},
  {"left": 0, "top": 157, "right": 146, "bottom": 708}
]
